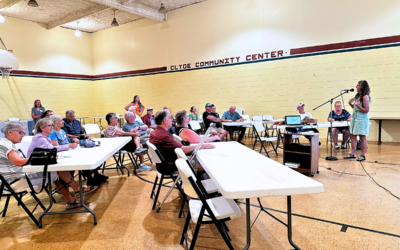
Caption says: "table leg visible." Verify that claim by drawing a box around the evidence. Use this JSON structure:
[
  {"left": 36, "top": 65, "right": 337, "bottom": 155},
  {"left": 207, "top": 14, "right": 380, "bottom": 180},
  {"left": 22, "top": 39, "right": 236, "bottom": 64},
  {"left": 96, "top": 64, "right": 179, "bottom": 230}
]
[
  {"left": 378, "top": 120, "right": 382, "bottom": 145},
  {"left": 287, "top": 196, "right": 301, "bottom": 250},
  {"left": 38, "top": 172, "right": 55, "bottom": 228},
  {"left": 79, "top": 171, "right": 97, "bottom": 225},
  {"left": 243, "top": 198, "right": 251, "bottom": 250}
]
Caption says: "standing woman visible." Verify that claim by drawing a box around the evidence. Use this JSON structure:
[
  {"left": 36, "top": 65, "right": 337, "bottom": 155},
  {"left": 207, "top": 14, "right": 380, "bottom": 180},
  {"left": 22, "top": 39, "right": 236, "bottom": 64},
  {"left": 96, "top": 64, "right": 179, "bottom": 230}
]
[
  {"left": 31, "top": 99, "right": 45, "bottom": 126},
  {"left": 125, "top": 95, "right": 145, "bottom": 117},
  {"left": 189, "top": 106, "right": 198, "bottom": 121},
  {"left": 345, "top": 80, "right": 371, "bottom": 161}
]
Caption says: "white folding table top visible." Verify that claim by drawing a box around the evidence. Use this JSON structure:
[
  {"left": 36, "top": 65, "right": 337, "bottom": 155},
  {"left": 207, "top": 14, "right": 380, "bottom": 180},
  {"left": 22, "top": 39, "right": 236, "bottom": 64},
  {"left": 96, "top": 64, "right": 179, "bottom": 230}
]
[
  {"left": 196, "top": 142, "right": 324, "bottom": 199},
  {"left": 221, "top": 121, "right": 253, "bottom": 126},
  {"left": 275, "top": 121, "right": 353, "bottom": 130},
  {"left": 23, "top": 137, "right": 130, "bottom": 173}
]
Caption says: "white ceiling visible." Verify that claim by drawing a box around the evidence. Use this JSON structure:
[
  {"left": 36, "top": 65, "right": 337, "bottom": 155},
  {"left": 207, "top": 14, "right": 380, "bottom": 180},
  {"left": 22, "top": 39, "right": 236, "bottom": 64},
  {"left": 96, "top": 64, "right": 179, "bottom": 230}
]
[{"left": 0, "top": 0, "right": 207, "bottom": 32}]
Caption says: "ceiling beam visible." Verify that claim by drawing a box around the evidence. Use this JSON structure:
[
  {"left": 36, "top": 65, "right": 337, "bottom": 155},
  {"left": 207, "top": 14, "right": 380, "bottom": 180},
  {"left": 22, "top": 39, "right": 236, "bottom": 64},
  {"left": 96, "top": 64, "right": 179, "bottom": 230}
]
[
  {"left": 47, "top": 5, "right": 109, "bottom": 29},
  {"left": 85, "top": 0, "right": 165, "bottom": 22},
  {"left": 0, "top": 0, "right": 22, "bottom": 10}
]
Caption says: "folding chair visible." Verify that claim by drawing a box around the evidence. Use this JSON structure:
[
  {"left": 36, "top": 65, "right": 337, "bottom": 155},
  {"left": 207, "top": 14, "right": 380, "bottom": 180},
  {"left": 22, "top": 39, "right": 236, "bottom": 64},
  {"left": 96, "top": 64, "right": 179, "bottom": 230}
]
[
  {"left": 326, "top": 127, "right": 350, "bottom": 148},
  {"left": 241, "top": 114, "right": 253, "bottom": 140},
  {"left": 0, "top": 174, "right": 46, "bottom": 226},
  {"left": 188, "top": 121, "right": 202, "bottom": 134},
  {"left": 8, "top": 118, "right": 20, "bottom": 122},
  {"left": 252, "top": 121, "right": 278, "bottom": 157},
  {"left": 174, "top": 148, "right": 219, "bottom": 218},
  {"left": 175, "top": 159, "right": 241, "bottom": 250},
  {"left": 83, "top": 123, "right": 101, "bottom": 136},
  {"left": 101, "top": 130, "right": 132, "bottom": 177},
  {"left": 146, "top": 141, "right": 185, "bottom": 212},
  {"left": 236, "top": 108, "right": 243, "bottom": 115},
  {"left": 173, "top": 134, "right": 183, "bottom": 144}
]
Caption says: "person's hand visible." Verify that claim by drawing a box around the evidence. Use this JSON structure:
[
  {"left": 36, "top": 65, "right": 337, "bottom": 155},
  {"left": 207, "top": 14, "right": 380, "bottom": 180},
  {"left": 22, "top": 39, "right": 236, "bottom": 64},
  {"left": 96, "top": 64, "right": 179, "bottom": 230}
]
[
  {"left": 69, "top": 143, "right": 78, "bottom": 149},
  {"left": 72, "top": 138, "right": 79, "bottom": 143},
  {"left": 329, "top": 118, "right": 334, "bottom": 122},
  {"left": 201, "top": 144, "right": 215, "bottom": 149},
  {"left": 349, "top": 98, "right": 355, "bottom": 104},
  {"left": 347, "top": 117, "right": 352, "bottom": 121},
  {"left": 227, "top": 120, "right": 233, "bottom": 123}
]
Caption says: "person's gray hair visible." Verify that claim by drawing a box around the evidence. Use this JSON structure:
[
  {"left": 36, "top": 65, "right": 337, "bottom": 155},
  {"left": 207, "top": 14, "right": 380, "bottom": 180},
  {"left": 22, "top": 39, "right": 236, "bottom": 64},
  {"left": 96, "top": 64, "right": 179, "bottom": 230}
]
[
  {"left": 66, "top": 110, "right": 75, "bottom": 115},
  {"left": 124, "top": 111, "right": 135, "bottom": 121},
  {"left": 35, "top": 118, "right": 52, "bottom": 133},
  {"left": 154, "top": 110, "right": 170, "bottom": 125},
  {"left": 3, "top": 122, "right": 24, "bottom": 137},
  {"left": 50, "top": 114, "right": 62, "bottom": 125}
]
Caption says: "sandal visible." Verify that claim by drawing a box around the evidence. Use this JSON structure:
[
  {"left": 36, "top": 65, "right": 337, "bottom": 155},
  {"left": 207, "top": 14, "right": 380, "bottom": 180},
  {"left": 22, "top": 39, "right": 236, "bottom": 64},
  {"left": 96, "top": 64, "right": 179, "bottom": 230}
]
[
  {"left": 356, "top": 155, "right": 366, "bottom": 161},
  {"left": 65, "top": 199, "right": 86, "bottom": 210},
  {"left": 344, "top": 154, "right": 356, "bottom": 159},
  {"left": 74, "top": 186, "right": 98, "bottom": 197}
]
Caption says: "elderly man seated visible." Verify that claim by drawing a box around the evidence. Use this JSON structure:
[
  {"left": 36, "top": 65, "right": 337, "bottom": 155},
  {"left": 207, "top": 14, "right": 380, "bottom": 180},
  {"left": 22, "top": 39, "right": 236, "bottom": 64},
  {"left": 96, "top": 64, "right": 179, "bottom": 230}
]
[
  {"left": 142, "top": 107, "right": 157, "bottom": 130},
  {"left": 104, "top": 112, "right": 151, "bottom": 171},
  {"left": 221, "top": 105, "right": 246, "bottom": 144},
  {"left": 150, "top": 110, "right": 214, "bottom": 175},
  {"left": 328, "top": 101, "right": 352, "bottom": 149},
  {"left": 62, "top": 110, "right": 91, "bottom": 143}
]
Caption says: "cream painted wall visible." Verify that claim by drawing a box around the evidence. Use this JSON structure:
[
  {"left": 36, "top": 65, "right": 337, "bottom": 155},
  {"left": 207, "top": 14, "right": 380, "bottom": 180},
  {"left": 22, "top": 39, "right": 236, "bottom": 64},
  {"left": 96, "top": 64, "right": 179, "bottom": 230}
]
[
  {"left": 93, "top": 46, "right": 400, "bottom": 142},
  {"left": 0, "top": 17, "right": 93, "bottom": 74},
  {"left": 92, "top": 0, "right": 400, "bottom": 74},
  {"left": 0, "top": 77, "right": 94, "bottom": 121}
]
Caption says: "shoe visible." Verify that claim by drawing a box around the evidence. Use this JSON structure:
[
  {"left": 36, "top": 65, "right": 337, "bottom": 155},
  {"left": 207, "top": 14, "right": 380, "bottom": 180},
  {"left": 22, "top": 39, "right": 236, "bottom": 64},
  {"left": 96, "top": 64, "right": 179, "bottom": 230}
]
[
  {"left": 138, "top": 164, "right": 152, "bottom": 172},
  {"left": 134, "top": 148, "right": 147, "bottom": 154},
  {"left": 334, "top": 144, "right": 340, "bottom": 149},
  {"left": 341, "top": 144, "right": 347, "bottom": 149}
]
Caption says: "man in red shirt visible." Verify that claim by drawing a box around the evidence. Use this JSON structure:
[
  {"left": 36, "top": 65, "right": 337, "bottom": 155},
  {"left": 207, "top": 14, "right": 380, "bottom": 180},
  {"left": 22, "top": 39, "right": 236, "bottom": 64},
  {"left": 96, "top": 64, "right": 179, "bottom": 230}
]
[{"left": 150, "top": 110, "right": 214, "bottom": 174}]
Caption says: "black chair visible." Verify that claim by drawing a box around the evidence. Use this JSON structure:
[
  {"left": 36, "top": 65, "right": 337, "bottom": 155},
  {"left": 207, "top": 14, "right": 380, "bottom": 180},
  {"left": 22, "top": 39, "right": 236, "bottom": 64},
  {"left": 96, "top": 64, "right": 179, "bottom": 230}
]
[{"left": 0, "top": 174, "right": 46, "bottom": 226}]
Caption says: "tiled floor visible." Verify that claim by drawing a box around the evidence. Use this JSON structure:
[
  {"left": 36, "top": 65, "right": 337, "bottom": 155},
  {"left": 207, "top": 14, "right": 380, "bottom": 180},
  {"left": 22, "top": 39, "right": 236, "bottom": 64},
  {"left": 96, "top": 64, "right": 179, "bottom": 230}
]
[{"left": 1, "top": 137, "right": 400, "bottom": 249}]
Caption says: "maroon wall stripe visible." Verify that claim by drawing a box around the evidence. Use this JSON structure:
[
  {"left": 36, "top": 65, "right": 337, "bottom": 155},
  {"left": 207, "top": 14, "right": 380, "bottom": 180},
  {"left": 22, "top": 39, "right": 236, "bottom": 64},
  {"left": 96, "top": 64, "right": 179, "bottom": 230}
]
[
  {"left": 11, "top": 67, "right": 167, "bottom": 80},
  {"left": 290, "top": 35, "right": 400, "bottom": 55}
]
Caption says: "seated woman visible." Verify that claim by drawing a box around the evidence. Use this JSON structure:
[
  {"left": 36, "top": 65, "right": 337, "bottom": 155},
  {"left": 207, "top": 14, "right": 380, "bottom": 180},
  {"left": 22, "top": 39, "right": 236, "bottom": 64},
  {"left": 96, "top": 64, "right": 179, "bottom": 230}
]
[
  {"left": 103, "top": 112, "right": 147, "bottom": 154},
  {"left": 189, "top": 106, "right": 198, "bottom": 121},
  {"left": 40, "top": 110, "right": 54, "bottom": 119},
  {"left": 175, "top": 110, "right": 221, "bottom": 145},
  {"left": 0, "top": 121, "right": 86, "bottom": 210},
  {"left": 49, "top": 114, "right": 109, "bottom": 185},
  {"left": 327, "top": 101, "right": 352, "bottom": 149}
]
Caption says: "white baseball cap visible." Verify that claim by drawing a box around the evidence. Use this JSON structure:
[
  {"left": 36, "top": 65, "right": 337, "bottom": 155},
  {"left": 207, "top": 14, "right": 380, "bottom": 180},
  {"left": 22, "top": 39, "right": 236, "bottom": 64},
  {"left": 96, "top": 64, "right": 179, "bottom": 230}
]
[{"left": 296, "top": 103, "right": 305, "bottom": 109}]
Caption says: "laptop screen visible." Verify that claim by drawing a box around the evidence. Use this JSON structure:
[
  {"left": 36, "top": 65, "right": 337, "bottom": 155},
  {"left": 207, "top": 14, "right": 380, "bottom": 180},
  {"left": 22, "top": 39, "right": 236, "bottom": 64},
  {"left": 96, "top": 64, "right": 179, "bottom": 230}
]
[{"left": 285, "top": 115, "right": 301, "bottom": 126}]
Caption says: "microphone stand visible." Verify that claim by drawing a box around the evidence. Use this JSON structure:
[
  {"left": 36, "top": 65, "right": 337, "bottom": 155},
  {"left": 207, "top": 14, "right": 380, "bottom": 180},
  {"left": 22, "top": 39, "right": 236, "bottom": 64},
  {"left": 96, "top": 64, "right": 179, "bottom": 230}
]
[{"left": 313, "top": 90, "right": 351, "bottom": 161}]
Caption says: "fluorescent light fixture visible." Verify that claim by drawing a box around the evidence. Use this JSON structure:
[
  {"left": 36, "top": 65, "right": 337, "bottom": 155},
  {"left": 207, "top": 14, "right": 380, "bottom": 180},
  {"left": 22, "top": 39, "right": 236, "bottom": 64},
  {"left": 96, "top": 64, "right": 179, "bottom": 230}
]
[
  {"left": 158, "top": 3, "right": 167, "bottom": 13},
  {"left": 111, "top": 10, "right": 119, "bottom": 27},
  {"left": 27, "top": 0, "right": 39, "bottom": 7}
]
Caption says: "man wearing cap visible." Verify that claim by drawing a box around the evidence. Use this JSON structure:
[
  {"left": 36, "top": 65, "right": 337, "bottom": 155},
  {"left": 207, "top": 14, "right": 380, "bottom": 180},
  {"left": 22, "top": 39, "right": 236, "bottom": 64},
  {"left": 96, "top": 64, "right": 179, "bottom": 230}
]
[
  {"left": 297, "top": 103, "right": 316, "bottom": 123},
  {"left": 202, "top": 103, "right": 227, "bottom": 139},
  {"left": 142, "top": 107, "right": 157, "bottom": 130}
]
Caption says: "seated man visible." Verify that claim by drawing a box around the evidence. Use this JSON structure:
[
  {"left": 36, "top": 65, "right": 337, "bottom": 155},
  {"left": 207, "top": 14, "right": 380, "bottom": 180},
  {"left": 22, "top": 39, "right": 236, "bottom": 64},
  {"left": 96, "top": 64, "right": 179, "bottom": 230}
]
[
  {"left": 62, "top": 110, "right": 91, "bottom": 143},
  {"left": 221, "top": 105, "right": 246, "bottom": 144},
  {"left": 202, "top": 103, "right": 227, "bottom": 139},
  {"left": 150, "top": 110, "right": 214, "bottom": 175},
  {"left": 297, "top": 103, "right": 320, "bottom": 145},
  {"left": 103, "top": 113, "right": 150, "bottom": 171},
  {"left": 328, "top": 101, "right": 352, "bottom": 149},
  {"left": 142, "top": 107, "right": 157, "bottom": 130}
]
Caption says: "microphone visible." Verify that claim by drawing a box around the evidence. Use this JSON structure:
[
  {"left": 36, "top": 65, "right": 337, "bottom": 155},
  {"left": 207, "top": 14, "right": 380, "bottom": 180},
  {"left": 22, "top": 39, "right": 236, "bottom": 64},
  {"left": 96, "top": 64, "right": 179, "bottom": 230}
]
[{"left": 342, "top": 88, "right": 354, "bottom": 93}]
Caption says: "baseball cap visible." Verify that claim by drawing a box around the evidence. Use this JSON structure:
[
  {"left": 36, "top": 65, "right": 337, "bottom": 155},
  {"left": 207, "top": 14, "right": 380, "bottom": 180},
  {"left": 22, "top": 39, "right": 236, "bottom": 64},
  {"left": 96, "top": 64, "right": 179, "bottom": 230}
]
[
  {"left": 296, "top": 103, "right": 305, "bottom": 109},
  {"left": 147, "top": 107, "right": 153, "bottom": 111},
  {"left": 205, "top": 103, "right": 214, "bottom": 107}
]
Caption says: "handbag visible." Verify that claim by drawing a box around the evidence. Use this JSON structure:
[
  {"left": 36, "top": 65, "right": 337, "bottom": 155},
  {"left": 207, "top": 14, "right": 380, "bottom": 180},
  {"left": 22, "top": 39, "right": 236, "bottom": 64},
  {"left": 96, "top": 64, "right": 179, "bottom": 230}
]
[{"left": 25, "top": 148, "right": 58, "bottom": 194}]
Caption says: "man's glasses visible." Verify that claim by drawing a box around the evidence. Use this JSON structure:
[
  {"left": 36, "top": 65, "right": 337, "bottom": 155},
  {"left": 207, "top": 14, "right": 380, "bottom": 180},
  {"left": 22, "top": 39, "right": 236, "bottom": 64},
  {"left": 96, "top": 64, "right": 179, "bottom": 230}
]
[{"left": 16, "top": 131, "right": 26, "bottom": 135}]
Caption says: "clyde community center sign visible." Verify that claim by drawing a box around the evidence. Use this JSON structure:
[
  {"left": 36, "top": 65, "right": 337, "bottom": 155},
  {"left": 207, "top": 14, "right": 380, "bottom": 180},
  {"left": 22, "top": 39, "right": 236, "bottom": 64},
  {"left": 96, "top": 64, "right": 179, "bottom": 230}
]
[{"left": 169, "top": 49, "right": 290, "bottom": 71}]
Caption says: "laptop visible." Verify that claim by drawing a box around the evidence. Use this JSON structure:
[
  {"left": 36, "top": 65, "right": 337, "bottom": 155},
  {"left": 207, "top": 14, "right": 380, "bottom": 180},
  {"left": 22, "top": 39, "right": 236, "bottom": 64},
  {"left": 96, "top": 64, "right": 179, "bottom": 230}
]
[{"left": 285, "top": 115, "right": 302, "bottom": 126}]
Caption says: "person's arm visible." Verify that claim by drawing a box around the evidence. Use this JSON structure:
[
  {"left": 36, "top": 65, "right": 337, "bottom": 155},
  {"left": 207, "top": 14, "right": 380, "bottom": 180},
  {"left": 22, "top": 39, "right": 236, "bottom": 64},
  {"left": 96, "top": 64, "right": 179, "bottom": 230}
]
[
  {"left": 354, "top": 95, "right": 370, "bottom": 114},
  {"left": 140, "top": 104, "right": 145, "bottom": 114},
  {"left": 220, "top": 112, "right": 231, "bottom": 122},
  {"left": 7, "top": 150, "right": 29, "bottom": 167},
  {"left": 328, "top": 111, "right": 334, "bottom": 122},
  {"left": 207, "top": 115, "right": 222, "bottom": 123},
  {"left": 124, "top": 103, "right": 132, "bottom": 111},
  {"left": 348, "top": 98, "right": 355, "bottom": 109},
  {"left": 181, "top": 143, "right": 215, "bottom": 154},
  {"left": 114, "top": 128, "right": 138, "bottom": 137}
]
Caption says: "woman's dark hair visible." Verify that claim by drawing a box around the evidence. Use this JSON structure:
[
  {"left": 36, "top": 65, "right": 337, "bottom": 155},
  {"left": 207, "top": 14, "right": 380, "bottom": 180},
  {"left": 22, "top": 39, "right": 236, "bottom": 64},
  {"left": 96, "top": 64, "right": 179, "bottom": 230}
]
[
  {"left": 190, "top": 106, "right": 195, "bottom": 112},
  {"left": 154, "top": 110, "right": 168, "bottom": 125},
  {"left": 33, "top": 99, "right": 42, "bottom": 108},
  {"left": 41, "top": 110, "right": 53, "bottom": 118},
  {"left": 132, "top": 95, "right": 143, "bottom": 111},
  {"left": 106, "top": 113, "right": 116, "bottom": 125},
  {"left": 355, "top": 80, "right": 371, "bottom": 102},
  {"left": 175, "top": 110, "right": 187, "bottom": 125}
]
